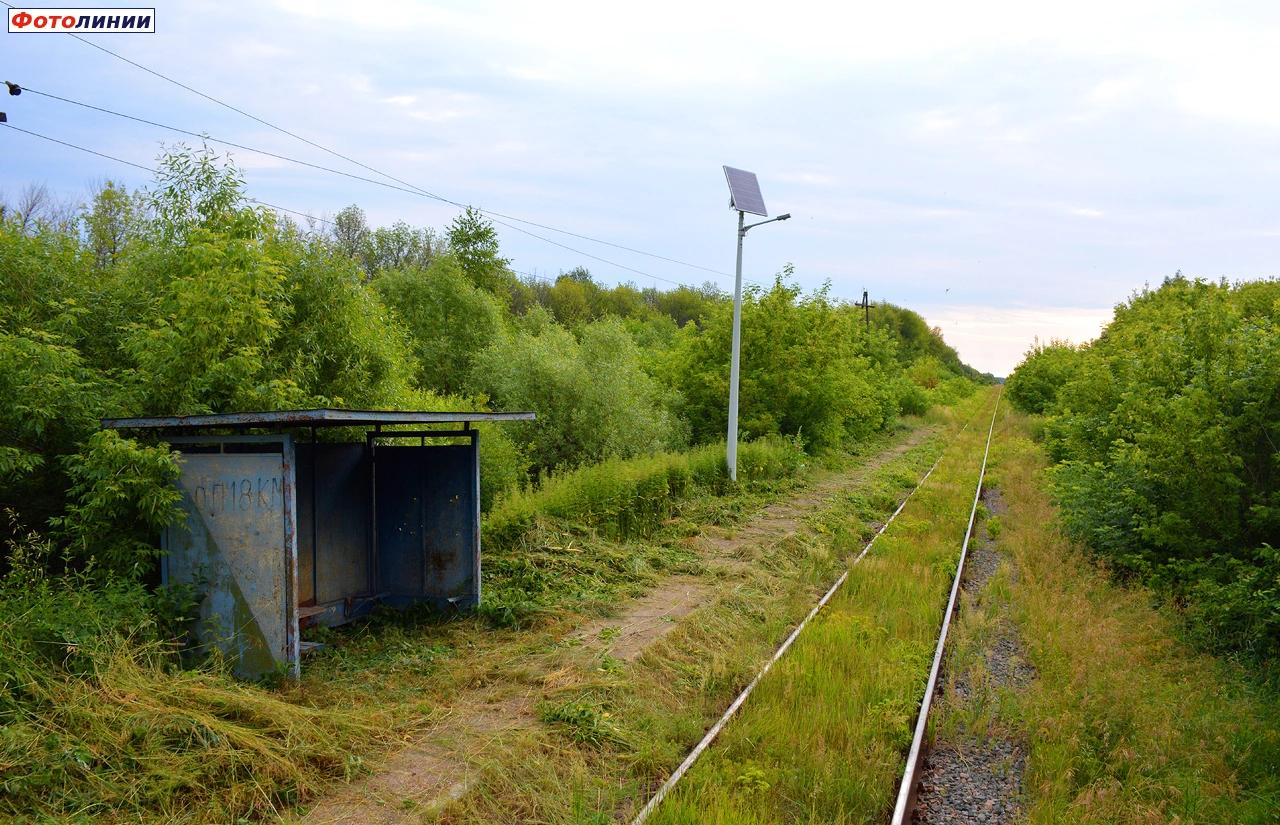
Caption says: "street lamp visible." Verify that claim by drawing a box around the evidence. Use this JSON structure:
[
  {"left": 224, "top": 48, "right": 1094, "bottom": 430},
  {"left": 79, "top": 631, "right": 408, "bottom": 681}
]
[{"left": 722, "top": 165, "right": 790, "bottom": 482}]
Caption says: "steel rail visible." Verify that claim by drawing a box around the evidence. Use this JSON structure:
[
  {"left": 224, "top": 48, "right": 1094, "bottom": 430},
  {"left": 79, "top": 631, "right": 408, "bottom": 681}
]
[
  {"left": 890, "top": 389, "right": 1002, "bottom": 825},
  {"left": 629, "top": 406, "right": 984, "bottom": 825}
]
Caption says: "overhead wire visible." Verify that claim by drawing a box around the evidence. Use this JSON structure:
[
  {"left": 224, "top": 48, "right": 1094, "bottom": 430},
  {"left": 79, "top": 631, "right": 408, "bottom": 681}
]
[
  {"left": 3, "top": 33, "right": 737, "bottom": 281},
  {"left": 0, "top": 10, "right": 776, "bottom": 290},
  {"left": 11, "top": 82, "right": 725, "bottom": 287},
  {"left": 1, "top": 121, "right": 579, "bottom": 288}
]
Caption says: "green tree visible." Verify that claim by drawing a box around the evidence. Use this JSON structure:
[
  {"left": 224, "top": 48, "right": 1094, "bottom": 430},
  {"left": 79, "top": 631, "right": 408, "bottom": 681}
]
[
  {"left": 121, "top": 215, "right": 301, "bottom": 415},
  {"left": 269, "top": 227, "right": 417, "bottom": 408},
  {"left": 669, "top": 274, "right": 899, "bottom": 452},
  {"left": 1004, "top": 340, "right": 1083, "bottom": 414},
  {"left": 374, "top": 255, "right": 505, "bottom": 395},
  {"left": 366, "top": 221, "right": 437, "bottom": 273},
  {"left": 472, "top": 310, "right": 683, "bottom": 471},
  {"left": 545, "top": 276, "right": 594, "bottom": 326},
  {"left": 83, "top": 180, "right": 140, "bottom": 269},
  {"left": 331, "top": 204, "right": 370, "bottom": 262},
  {"left": 447, "top": 207, "right": 513, "bottom": 294}
]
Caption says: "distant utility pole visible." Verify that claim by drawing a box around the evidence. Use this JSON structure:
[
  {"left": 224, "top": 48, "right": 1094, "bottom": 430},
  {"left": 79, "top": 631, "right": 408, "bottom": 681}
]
[
  {"left": 722, "top": 166, "right": 790, "bottom": 482},
  {"left": 856, "top": 289, "right": 875, "bottom": 329}
]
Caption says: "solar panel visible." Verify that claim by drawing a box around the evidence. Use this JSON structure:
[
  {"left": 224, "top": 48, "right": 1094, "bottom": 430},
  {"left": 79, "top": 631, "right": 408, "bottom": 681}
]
[{"left": 723, "top": 165, "right": 768, "bottom": 217}]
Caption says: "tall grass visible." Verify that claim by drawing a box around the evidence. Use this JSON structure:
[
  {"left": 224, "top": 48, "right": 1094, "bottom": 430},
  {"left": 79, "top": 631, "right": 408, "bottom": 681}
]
[
  {"left": 484, "top": 436, "right": 805, "bottom": 549},
  {"left": 988, "top": 411, "right": 1280, "bottom": 824},
  {"left": 478, "top": 437, "right": 805, "bottom": 629}
]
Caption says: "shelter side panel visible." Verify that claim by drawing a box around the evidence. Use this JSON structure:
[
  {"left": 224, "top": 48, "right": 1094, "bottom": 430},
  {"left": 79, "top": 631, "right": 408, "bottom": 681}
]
[
  {"left": 163, "top": 452, "right": 293, "bottom": 678},
  {"left": 374, "top": 444, "right": 478, "bottom": 608},
  {"left": 297, "top": 443, "right": 371, "bottom": 605},
  {"left": 422, "top": 444, "right": 478, "bottom": 606},
  {"left": 374, "top": 447, "right": 425, "bottom": 599}
]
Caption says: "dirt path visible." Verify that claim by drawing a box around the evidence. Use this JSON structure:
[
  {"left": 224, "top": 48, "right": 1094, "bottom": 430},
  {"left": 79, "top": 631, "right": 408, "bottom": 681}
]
[
  {"left": 571, "top": 425, "right": 936, "bottom": 661},
  {"left": 300, "top": 425, "right": 936, "bottom": 824},
  {"left": 302, "top": 694, "right": 535, "bottom": 825}
]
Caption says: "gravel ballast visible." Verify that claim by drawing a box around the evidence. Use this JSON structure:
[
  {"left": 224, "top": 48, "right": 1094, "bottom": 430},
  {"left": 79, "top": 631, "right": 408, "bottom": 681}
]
[{"left": 913, "top": 487, "right": 1030, "bottom": 825}]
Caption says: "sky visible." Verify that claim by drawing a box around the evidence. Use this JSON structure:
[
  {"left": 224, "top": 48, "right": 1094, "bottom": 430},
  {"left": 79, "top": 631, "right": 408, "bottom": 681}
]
[{"left": 3, "top": 1, "right": 1278, "bottom": 375}]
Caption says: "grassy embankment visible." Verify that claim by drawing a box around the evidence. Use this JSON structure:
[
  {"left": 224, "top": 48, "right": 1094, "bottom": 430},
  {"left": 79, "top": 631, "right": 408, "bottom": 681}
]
[
  {"left": 1, "top": 399, "right": 981, "bottom": 823},
  {"left": 933, "top": 407, "right": 1280, "bottom": 824},
  {"left": 642, "top": 388, "right": 1000, "bottom": 824}
]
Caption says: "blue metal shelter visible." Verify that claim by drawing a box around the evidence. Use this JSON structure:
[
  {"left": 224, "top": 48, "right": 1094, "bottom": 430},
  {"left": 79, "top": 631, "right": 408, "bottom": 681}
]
[{"left": 102, "top": 408, "right": 534, "bottom": 678}]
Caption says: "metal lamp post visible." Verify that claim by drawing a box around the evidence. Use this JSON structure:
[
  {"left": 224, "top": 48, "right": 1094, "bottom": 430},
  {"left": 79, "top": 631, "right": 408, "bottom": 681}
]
[{"left": 722, "top": 166, "right": 790, "bottom": 482}]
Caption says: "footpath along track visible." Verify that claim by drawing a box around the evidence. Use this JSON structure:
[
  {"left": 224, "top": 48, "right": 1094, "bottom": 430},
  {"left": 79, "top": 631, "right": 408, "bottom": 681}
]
[{"left": 630, "top": 394, "right": 999, "bottom": 825}]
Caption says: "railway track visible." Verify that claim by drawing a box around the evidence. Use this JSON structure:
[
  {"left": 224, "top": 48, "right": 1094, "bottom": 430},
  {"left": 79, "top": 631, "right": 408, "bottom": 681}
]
[
  {"left": 891, "top": 389, "right": 1001, "bottom": 824},
  {"left": 630, "top": 394, "right": 1001, "bottom": 824}
]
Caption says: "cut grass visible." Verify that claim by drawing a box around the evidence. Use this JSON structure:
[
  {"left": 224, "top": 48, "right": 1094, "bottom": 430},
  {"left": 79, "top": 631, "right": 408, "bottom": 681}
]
[
  {"left": 638, "top": 389, "right": 1001, "bottom": 824},
  {"left": 986, "top": 410, "right": 1280, "bottom": 824},
  {"left": 0, "top": 635, "right": 398, "bottom": 824}
]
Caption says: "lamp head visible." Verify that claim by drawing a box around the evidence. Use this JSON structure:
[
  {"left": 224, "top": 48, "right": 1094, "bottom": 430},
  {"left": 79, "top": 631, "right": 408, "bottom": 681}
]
[{"left": 777, "top": 213, "right": 791, "bottom": 221}]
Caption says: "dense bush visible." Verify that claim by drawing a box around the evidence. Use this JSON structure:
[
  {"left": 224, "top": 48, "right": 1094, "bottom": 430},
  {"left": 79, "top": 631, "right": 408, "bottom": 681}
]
[
  {"left": 472, "top": 310, "right": 686, "bottom": 473},
  {"left": 1008, "top": 276, "right": 1280, "bottom": 657},
  {"left": 669, "top": 277, "right": 912, "bottom": 452},
  {"left": 928, "top": 375, "right": 979, "bottom": 407},
  {"left": 893, "top": 375, "right": 931, "bottom": 416},
  {"left": 1004, "top": 341, "right": 1083, "bottom": 414},
  {"left": 49, "top": 432, "right": 181, "bottom": 576},
  {"left": 374, "top": 256, "right": 505, "bottom": 395},
  {"left": 269, "top": 230, "right": 419, "bottom": 409}
]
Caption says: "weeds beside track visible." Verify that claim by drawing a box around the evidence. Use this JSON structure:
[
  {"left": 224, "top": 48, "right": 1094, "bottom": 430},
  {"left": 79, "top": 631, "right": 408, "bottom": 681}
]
[
  {"left": 908, "top": 405, "right": 1280, "bottom": 824},
  {"left": 987, "top": 410, "right": 1280, "bottom": 823}
]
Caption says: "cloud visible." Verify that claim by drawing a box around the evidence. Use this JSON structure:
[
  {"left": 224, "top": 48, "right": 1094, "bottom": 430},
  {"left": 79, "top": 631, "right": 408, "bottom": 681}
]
[
  {"left": 777, "top": 171, "right": 838, "bottom": 187},
  {"left": 919, "top": 304, "right": 1113, "bottom": 375},
  {"left": 1086, "top": 76, "right": 1144, "bottom": 107}
]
